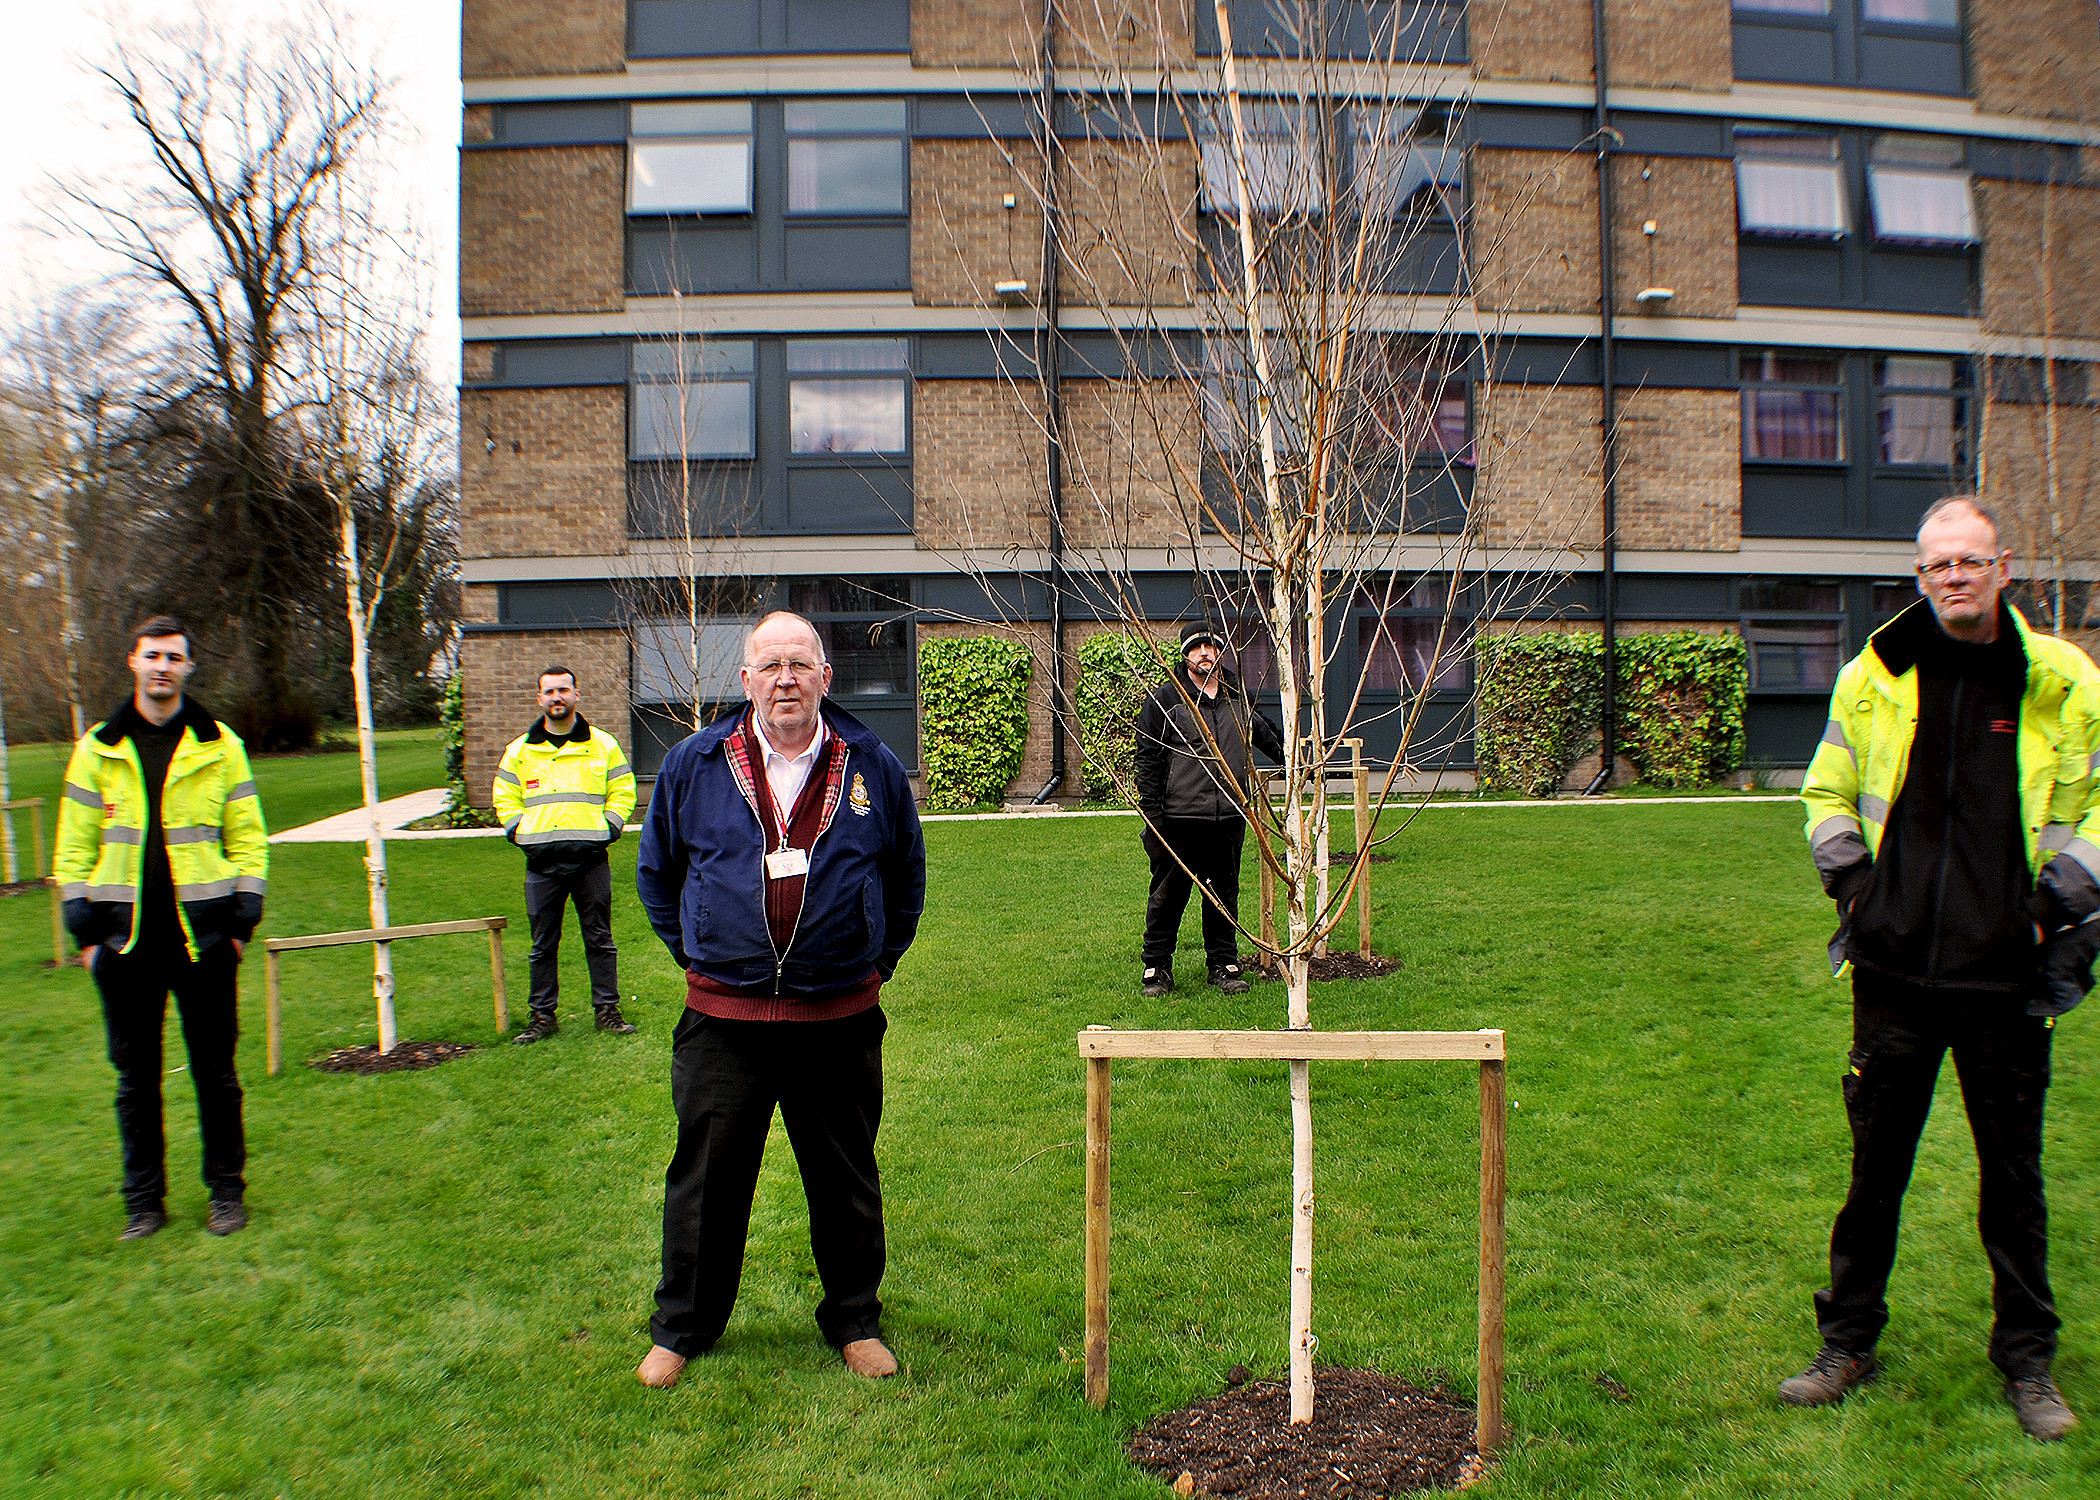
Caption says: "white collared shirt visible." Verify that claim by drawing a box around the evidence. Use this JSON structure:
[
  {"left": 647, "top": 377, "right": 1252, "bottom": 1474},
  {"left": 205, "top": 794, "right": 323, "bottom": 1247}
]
[{"left": 750, "top": 710, "right": 827, "bottom": 836}]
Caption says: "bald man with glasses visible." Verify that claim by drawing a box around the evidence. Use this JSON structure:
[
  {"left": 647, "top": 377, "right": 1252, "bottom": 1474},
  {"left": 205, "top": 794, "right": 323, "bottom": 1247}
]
[{"left": 1785, "top": 495, "right": 2100, "bottom": 1440}]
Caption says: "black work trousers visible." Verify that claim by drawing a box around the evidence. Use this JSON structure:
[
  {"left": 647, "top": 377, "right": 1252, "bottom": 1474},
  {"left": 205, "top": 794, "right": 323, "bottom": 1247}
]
[
  {"left": 525, "top": 860, "right": 618, "bottom": 1015},
  {"left": 93, "top": 937, "right": 245, "bottom": 1212},
  {"left": 1143, "top": 817, "right": 1247, "bottom": 973},
  {"left": 651, "top": 1005, "right": 887, "bottom": 1356},
  {"left": 1816, "top": 968, "right": 2058, "bottom": 1378}
]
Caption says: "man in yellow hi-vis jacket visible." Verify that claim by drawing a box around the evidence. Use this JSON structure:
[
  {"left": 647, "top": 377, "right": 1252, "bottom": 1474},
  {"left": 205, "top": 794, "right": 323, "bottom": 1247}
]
[
  {"left": 493, "top": 666, "right": 637, "bottom": 1044},
  {"left": 1783, "top": 497, "right": 2100, "bottom": 1442},
  {"left": 55, "top": 617, "right": 269, "bottom": 1242}
]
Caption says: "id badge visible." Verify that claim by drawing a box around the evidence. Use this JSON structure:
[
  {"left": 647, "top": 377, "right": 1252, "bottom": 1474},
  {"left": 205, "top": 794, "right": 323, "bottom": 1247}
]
[{"left": 765, "top": 847, "right": 810, "bottom": 880}]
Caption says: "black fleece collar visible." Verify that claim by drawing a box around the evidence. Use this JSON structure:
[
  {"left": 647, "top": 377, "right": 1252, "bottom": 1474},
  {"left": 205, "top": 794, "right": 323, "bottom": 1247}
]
[
  {"left": 525, "top": 713, "right": 593, "bottom": 746},
  {"left": 1173, "top": 661, "right": 1245, "bottom": 701},
  {"left": 1871, "top": 599, "right": 2025, "bottom": 685},
  {"left": 95, "top": 696, "right": 222, "bottom": 747}
]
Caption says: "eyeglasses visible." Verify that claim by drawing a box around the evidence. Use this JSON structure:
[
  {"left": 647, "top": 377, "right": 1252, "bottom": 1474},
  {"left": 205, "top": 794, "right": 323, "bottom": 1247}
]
[
  {"left": 1916, "top": 554, "right": 2002, "bottom": 581},
  {"left": 746, "top": 657, "right": 824, "bottom": 678}
]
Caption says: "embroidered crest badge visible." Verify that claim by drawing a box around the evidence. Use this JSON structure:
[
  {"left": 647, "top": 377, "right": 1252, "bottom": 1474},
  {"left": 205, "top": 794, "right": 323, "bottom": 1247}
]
[{"left": 849, "top": 771, "right": 871, "bottom": 815}]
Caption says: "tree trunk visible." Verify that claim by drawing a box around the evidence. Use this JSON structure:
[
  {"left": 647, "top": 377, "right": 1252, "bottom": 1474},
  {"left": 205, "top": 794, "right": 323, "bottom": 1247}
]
[{"left": 338, "top": 503, "right": 397, "bottom": 1053}]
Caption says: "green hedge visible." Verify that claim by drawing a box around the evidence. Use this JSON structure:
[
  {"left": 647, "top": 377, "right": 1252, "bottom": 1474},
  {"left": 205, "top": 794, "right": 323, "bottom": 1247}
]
[
  {"left": 1074, "top": 632, "right": 1171, "bottom": 800},
  {"left": 1474, "top": 632, "right": 1604, "bottom": 797},
  {"left": 1472, "top": 629, "right": 1749, "bottom": 793},
  {"left": 918, "top": 635, "right": 1033, "bottom": 810},
  {"left": 438, "top": 674, "right": 497, "bottom": 828}
]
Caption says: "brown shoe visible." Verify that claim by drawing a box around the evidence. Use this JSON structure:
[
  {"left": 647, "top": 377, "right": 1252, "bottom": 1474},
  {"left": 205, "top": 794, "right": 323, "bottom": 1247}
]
[
  {"left": 1779, "top": 1345, "right": 1876, "bottom": 1407},
  {"left": 841, "top": 1338, "right": 898, "bottom": 1378},
  {"left": 120, "top": 1208, "right": 168, "bottom": 1242},
  {"left": 636, "top": 1346, "right": 687, "bottom": 1389},
  {"left": 2005, "top": 1374, "right": 2079, "bottom": 1441},
  {"left": 206, "top": 1199, "right": 247, "bottom": 1236}
]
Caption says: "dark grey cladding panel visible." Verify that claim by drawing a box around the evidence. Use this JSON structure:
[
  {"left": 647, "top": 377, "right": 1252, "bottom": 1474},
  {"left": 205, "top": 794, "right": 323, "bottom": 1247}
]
[
  {"left": 1465, "top": 106, "right": 1591, "bottom": 153},
  {"left": 1055, "top": 94, "right": 1189, "bottom": 141},
  {"left": 1491, "top": 338, "right": 1599, "bottom": 386},
  {"left": 1067, "top": 573, "right": 1202, "bottom": 624},
  {"left": 489, "top": 102, "right": 627, "bottom": 146},
  {"left": 1614, "top": 342, "right": 1734, "bottom": 390},
  {"left": 499, "top": 582, "right": 624, "bottom": 626},
  {"left": 487, "top": 340, "right": 630, "bottom": 388},
  {"left": 1970, "top": 140, "right": 2085, "bottom": 186},
  {"left": 915, "top": 332, "right": 1040, "bottom": 381},
  {"left": 914, "top": 94, "right": 1036, "bottom": 140},
  {"left": 1616, "top": 574, "right": 1735, "bottom": 620},
  {"left": 916, "top": 574, "right": 1051, "bottom": 623},
  {"left": 1613, "top": 114, "right": 1728, "bottom": 159}
]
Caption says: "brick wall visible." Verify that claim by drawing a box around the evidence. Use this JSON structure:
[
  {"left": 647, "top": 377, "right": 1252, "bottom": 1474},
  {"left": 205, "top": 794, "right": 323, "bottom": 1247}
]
[
  {"left": 1978, "top": 181, "right": 2100, "bottom": 340},
  {"left": 1973, "top": 1, "right": 2100, "bottom": 124},
  {"left": 1471, "top": 0, "right": 1593, "bottom": 84},
  {"left": 460, "top": 387, "right": 630, "bottom": 560},
  {"left": 1472, "top": 148, "right": 1599, "bottom": 315},
  {"left": 462, "top": 0, "right": 626, "bottom": 78},
  {"left": 1062, "top": 378, "right": 1203, "bottom": 550},
  {"left": 912, "top": 0, "right": 1040, "bottom": 68},
  {"left": 461, "top": 146, "right": 626, "bottom": 317},
  {"left": 912, "top": 139, "right": 1046, "bottom": 308},
  {"left": 913, "top": 0, "right": 1192, "bottom": 69},
  {"left": 1610, "top": 156, "right": 1737, "bottom": 319},
  {"left": 1061, "top": 140, "right": 1199, "bottom": 309},
  {"left": 1615, "top": 388, "right": 1740, "bottom": 552},
  {"left": 913, "top": 379, "right": 1050, "bottom": 549},
  {"left": 464, "top": 105, "right": 495, "bottom": 146},
  {"left": 463, "top": 342, "right": 498, "bottom": 383},
  {"left": 463, "top": 584, "right": 500, "bottom": 626},
  {"left": 461, "top": 629, "right": 632, "bottom": 808},
  {"left": 1984, "top": 394, "right": 2100, "bottom": 570},
  {"left": 1470, "top": 0, "right": 1730, "bottom": 89},
  {"left": 1476, "top": 383, "right": 1605, "bottom": 550}
]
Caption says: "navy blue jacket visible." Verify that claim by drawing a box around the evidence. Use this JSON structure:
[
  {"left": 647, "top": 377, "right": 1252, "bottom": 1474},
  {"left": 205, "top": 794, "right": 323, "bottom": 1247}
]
[{"left": 637, "top": 704, "right": 926, "bottom": 997}]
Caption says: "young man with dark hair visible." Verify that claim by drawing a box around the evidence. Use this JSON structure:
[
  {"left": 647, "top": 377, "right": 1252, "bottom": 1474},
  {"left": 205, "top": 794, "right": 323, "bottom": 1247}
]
[
  {"left": 55, "top": 617, "right": 269, "bottom": 1240},
  {"left": 493, "top": 665, "right": 638, "bottom": 1043}
]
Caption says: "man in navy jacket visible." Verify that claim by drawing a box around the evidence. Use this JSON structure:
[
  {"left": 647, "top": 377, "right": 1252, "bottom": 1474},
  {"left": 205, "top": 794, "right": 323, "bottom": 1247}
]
[{"left": 634, "top": 610, "right": 926, "bottom": 1389}]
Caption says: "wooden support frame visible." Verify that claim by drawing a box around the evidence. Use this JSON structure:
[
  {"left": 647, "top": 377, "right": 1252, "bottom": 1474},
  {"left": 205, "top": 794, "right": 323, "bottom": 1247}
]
[
  {"left": 2, "top": 798, "right": 64, "bottom": 970},
  {"left": 1076, "top": 1026, "right": 1508, "bottom": 1457},
  {"left": 263, "top": 916, "right": 510, "bottom": 1075}
]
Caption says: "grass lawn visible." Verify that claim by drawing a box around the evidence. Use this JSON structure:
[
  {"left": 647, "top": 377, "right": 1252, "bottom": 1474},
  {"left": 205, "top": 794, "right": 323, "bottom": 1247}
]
[
  {"left": 2, "top": 803, "right": 2097, "bottom": 1497},
  {"left": 1, "top": 728, "right": 445, "bottom": 850}
]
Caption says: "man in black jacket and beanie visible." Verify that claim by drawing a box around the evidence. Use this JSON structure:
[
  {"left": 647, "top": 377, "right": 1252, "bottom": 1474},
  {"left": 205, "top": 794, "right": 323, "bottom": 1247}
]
[{"left": 1133, "top": 621, "right": 1286, "bottom": 997}]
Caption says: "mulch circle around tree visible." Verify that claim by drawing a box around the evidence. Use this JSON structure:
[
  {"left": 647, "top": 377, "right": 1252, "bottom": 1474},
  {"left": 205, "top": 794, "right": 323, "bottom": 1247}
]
[
  {"left": 1241, "top": 953, "right": 1405, "bottom": 982},
  {"left": 1326, "top": 853, "right": 1395, "bottom": 867},
  {"left": 1128, "top": 1366, "right": 1486, "bottom": 1497},
  {"left": 0, "top": 879, "right": 49, "bottom": 898},
  {"left": 311, "top": 1041, "right": 478, "bottom": 1075}
]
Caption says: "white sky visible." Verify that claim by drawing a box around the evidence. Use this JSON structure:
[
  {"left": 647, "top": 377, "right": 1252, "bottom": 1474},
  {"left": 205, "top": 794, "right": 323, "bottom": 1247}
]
[{"left": 2, "top": 0, "right": 461, "bottom": 380}]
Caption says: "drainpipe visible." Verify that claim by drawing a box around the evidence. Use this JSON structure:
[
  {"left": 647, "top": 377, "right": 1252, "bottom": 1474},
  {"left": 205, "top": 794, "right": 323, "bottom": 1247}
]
[
  {"left": 1583, "top": 0, "right": 1621, "bottom": 796},
  {"left": 1032, "top": 0, "right": 1070, "bottom": 804}
]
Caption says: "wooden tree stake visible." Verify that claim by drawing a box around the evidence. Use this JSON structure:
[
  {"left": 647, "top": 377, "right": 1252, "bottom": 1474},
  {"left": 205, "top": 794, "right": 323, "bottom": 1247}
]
[
  {"left": 1085, "top": 1046, "right": 1112, "bottom": 1409},
  {"left": 1478, "top": 1057, "right": 1507, "bottom": 1456},
  {"left": 489, "top": 923, "right": 510, "bottom": 1033}
]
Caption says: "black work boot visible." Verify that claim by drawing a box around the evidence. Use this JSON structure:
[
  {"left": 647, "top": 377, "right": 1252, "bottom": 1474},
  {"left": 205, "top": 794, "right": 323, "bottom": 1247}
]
[
  {"left": 595, "top": 1003, "right": 637, "bottom": 1035},
  {"left": 120, "top": 1207, "right": 168, "bottom": 1242},
  {"left": 207, "top": 1198, "right": 247, "bottom": 1236},
  {"left": 1141, "top": 966, "right": 1174, "bottom": 997},
  {"left": 2005, "top": 1373, "right": 2080, "bottom": 1441},
  {"left": 1778, "top": 1345, "right": 1877, "bottom": 1407},
  {"left": 1209, "top": 962, "right": 1251, "bottom": 995},
  {"left": 514, "top": 1010, "right": 559, "bottom": 1045}
]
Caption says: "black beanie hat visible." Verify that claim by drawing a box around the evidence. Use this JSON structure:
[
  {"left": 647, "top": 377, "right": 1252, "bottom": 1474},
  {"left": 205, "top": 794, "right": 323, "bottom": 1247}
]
[{"left": 1180, "top": 620, "right": 1226, "bottom": 654}]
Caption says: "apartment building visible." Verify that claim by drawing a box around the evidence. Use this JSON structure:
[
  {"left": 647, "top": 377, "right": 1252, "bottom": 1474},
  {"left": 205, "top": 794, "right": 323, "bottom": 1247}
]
[{"left": 456, "top": 0, "right": 2100, "bottom": 803}]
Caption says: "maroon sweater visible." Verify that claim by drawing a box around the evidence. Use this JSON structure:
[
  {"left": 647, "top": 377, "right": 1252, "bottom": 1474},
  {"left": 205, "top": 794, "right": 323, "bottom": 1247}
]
[{"left": 686, "top": 713, "right": 881, "bottom": 1022}]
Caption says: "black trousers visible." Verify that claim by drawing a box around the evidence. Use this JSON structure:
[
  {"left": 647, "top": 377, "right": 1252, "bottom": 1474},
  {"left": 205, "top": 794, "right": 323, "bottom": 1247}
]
[
  {"left": 1816, "top": 968, "right": 2058, "bottom": 1378},
  {"left": 651, "top": 1005, "right": 887, "bottom": 1356},
  {"left": 525, "top": 860, "right": 618, "bottom": 1014},
  {"left": 1143, "top": 817, "right": 1247, "bottom": 972},
  {"left": 93, "top": 938, "right": 245, "bottom": 1212}
]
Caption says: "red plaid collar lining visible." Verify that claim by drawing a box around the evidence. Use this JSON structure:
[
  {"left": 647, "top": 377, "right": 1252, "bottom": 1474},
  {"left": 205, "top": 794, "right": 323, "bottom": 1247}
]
[{"left": 728, "top": 710, "right": 848, "bottom": 840}]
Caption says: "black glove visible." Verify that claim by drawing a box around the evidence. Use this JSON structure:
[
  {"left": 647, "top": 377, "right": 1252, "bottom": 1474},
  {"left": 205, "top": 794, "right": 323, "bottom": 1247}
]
[
  {"left": 62, "top": 897, "right": 100, "bottom": 947},
  {"left": 1830, "top": 860, "right": 1873, "bottom": 916},
  {"left": 607, "top": 824, "right": 623, "bottom": 845},
  {"left": 229, "top": 892, "right": 264, "bottom": 942},
  {"left": 2033, "top": 918, "right": 2100, "bottom": 1018}
]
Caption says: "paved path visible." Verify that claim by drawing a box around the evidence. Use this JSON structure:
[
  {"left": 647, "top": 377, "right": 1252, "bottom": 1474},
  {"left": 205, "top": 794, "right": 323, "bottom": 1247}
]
[{"left": 269, "top": 788, "right": 460, "bottom": 843}]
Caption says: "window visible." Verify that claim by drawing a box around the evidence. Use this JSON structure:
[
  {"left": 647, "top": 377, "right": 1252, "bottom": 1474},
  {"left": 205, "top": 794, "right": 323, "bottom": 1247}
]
[
  {"left": 629, "top": 0, "right": 911, "bottom": 59},
  {"left": 628, "top": 98, "right": 910, "bottom": 295},
  {"left": 787, "top": 100, "right": 907, "bottom": 215},
  {"left": 1876, "top": 356, "right": 1968, "bottom": 468},
  {"left": 788, "top": 579, "right": 913, "bottom": 698},
  {"left": 629, "top": 102, "right": 753, "bottom": 215},
  {"left": 629, "top": 337, "right": 913, "bottom": 537},
  {"left": 1742, "top": 351, "right": 1845, "bottom": 462},
  {"left": 1196, "top": 1, "right": 1466, "bottom": 62},
  {"left": 1862, "top": 0, "right": 1958, "bottom": 21},
  {"left": 1866, "top": 134, "right": 1975, "bottom": 246},
  {"left": 1739, "top": 580, "right": 1844, "bottom": 693},
  {"left": 1735, "top": 0, "right": 1827, "bottom": 12},
  {"left": 1735, "top": 131, "right": 1847, "bottom": 239},
  {"left": 1733, "top": 0, "right": 1965, "bottom": 94},
  {"left": 1198, "top": 103, "right": 1326, "bottom": 218}
]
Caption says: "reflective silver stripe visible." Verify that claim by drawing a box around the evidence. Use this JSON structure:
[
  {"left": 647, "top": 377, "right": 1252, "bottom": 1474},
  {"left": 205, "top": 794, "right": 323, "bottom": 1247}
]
[
  {"left": 502, "top": 815, "right": 522, "bottom": 835},
  {"left": 2088, "top": 749, "right": 2100, "bottom": 776},
  {"left": 227, "top": 779, "right": 258, "bottom": 801},
  {"left": 1858, "top": 794, "right": 1890, "bottom": 824},
  {"left": 1813, "top": 828, "right": 1869, "bottom": 877},
  {"left": 2039, "top": 823, "right": 2077, "bottom": 854},
  {"left": 62, "top": 781, "right": 103, "bottom": 809},
  {"left": 516, "top": 826, "right": 611, "bottom": 846},
  {"left": 495, "top": 768, "right": 522, "bottom": 786},
  {"left": 60, "top": 882, "right": 88, "bottom": 900},
  {"left": 522, "top": 792, "right": 606, "bottom": 808},
  {"left": 84, "top": 883, "right": 134, "bottom": 901},
  {"left": 175, "top": 877, "right": 240, "bottom": 901},
  {"left": 1810, "top": 814, "right": 1862, "bottom": 848},
  {"left": 606, "top": 811, "right": 626, "bottom": 834},
  {"left": 1819, "top": 719, "right": 1856, "bottom": 765},
  {"left": 234, "top": 874, "right": 268, "bottom": 896},
  {"left": 100, "top": 826, "right": 142, "bottom": 845},
  {"left": 2059, "top": 836, "right": 2100, "bottom": 883},
  {"left": 608, "top": 766, "right": 635, "bottom": 781},
  {"left": 164, "top": 826, "right": 222, "bottom": 845}
]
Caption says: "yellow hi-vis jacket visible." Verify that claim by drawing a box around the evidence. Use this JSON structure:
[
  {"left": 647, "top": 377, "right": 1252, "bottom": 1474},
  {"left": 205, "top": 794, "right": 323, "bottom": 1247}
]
[
  {"left": 54, "top": 702, "right": 270, "bottom": 960},
  {"left": 493, "top": 717, "right": 636, "bottom": 853},
  {"left": 1803, "top": 603, "right": 2100, "bottom": 973}
]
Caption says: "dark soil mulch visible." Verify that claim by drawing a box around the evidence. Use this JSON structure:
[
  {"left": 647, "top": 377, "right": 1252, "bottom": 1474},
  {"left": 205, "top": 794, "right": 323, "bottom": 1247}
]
[
  {"left": 1128, "top": 1366, "right": 1485, "bottom": 1497},
  {"left": 311, "top": 1040, "right": 479, "bottom": 1075},
  {"left": 1241, "top": 952, "right": 1405, "bottom": 982},
  {"left": 1326, "top": 853, "right": 1395, "bottom": 867},
  {"left": 0, "top": 879, "right": 50, "bottom": 898}
]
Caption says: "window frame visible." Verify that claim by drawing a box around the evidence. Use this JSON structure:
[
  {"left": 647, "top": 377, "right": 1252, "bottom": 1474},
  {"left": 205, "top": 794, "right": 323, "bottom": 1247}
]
[{"left": 1731, "top": 0, "right": 1967, "bottom": 96}]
